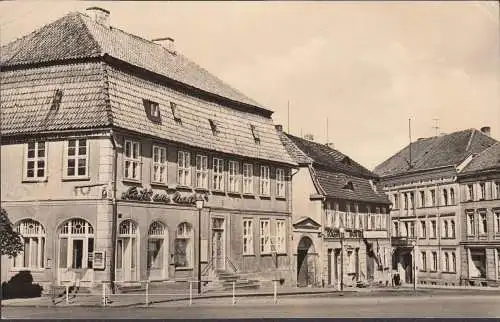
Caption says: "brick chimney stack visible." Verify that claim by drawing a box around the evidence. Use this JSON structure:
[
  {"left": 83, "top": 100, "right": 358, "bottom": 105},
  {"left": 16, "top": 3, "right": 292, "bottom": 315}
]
[
  {"left": 480, "top": 126, "right": 491, "bottom": 137},
  {"left": 152, "top": 37, "right": 176, "bottom": 54},
  {"left": 86, "top": 7, "right": 110, "bottom": 27}
]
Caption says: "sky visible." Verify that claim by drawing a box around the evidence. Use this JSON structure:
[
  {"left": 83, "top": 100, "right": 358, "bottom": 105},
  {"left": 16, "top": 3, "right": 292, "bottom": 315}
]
[{"left": 1, "top": 1, "right": 499, "bottom": 170}]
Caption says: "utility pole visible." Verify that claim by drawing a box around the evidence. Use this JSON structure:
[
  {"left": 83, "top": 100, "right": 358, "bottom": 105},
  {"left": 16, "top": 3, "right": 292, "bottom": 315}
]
[
  {"left": 287, "top": 101, "right": 290, "bottom": 133},
  {"left": 432, "top": 118, "right": 440, "bottom": 137}
]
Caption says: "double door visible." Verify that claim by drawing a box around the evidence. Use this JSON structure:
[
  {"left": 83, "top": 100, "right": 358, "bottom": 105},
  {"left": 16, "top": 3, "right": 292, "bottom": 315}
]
[{"left": 58, "top": 237, "right": 94, "bottom": 287}]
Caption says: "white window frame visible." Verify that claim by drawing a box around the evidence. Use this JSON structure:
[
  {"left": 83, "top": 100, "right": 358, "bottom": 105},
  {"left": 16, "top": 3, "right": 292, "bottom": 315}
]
[
  {"left": 124, "top": 139, "right": 141, "bottom": 181},
  {"left": 260, "top": 219, "right": 271, "bottom": 254},
  {"left": 228, "top": 160, "right": 240, "bottom": 193},
  {"left": 175, "top": 222, "right": 193, "bottom": 269},
  {"left": 12, "top": 220, "right": 46, "bottom": 270},
  {"left": 242, "top": 219, "right": 254, "bottom": 255},
  {"left": 195, "top": 155, "right": 208, "bottom": 189},
  {"left": 260, "top": 165, "right": 270, "bottom": 196},
  {"left": 275, "top": 220, "right": 286, "bottom": 254},
  {"left": 242, "top": 163, "right": 254, "bottom": 194},
  {"left": 479, "top": 183, "right": 486, "bottom": 200},
  {"left": 151, "top": 145, "right": 167, "bottom": 184},
  {"left": 177, "top": 151, "right": 191, "bottom": 186},
  {"left": 276, "top": 168, "right": 285, "bottom": 197},
  {"left": 467, "top": 212, "right": 475, "bottom": 236},
  {"left": 24, "top": 141, "right": 47, "bottom": 181},
  {"left": 212, "top": 157, "right": 225, "bottom": 191},
  {"left": 64, "top": 139, "right": 89, "bottom": 179},
  {"left": 479, "top": 212, "right": 488, "bottom": 235},
  {"left": 431, "top": 251, "right": 438, "bottom": 272}
]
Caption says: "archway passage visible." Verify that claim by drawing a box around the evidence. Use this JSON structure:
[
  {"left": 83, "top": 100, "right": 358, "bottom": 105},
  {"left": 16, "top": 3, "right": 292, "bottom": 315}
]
[{"left": 297, "top": 236, "right": 315, "bottom": 287}]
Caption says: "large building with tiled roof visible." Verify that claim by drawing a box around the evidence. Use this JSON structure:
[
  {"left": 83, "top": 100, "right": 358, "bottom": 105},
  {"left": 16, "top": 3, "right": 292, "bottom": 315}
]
[
  {"left": 457, "top": 141, "right": 500, "bottom": 286},
  {"left": 277, "top": 128, "right": 391, "bottom": 288},
  {"left": 1, "top": 8, "right": 296, "bottom": 292},
  {"left": 374, "top": 127, "right": 498, "bottom": 286}
]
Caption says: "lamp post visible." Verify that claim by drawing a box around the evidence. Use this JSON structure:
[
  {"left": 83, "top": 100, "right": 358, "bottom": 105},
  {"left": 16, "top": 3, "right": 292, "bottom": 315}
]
[
  {"left": 195, "top": 195, "right": 205, "bottom": 295},
  {"left": 411, "top": 239, "right": 416, "bottom": 292},
  {"left": 339, "top": 227, "right": 345, "bottom": 291}
]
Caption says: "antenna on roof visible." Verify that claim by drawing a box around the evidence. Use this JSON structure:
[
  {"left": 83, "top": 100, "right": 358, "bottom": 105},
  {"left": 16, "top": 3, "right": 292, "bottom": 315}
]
[
  {"left": 287, "top": 101, "right": 290, "bottom": 133},
  {"left": 326, "top": 117, "right": 329, "bottom": 144},
  {"left": 406, "top": 118, "right": 414, "bottom": 169},
  {"left": 433, "top": 118, "right": 440, "bottom": 136}
]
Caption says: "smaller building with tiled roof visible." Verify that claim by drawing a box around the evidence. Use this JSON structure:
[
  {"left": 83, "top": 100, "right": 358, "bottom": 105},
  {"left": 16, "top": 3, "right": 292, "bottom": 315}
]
[{"left": 276, "top": 127, "right": 391, "bottom": 289}]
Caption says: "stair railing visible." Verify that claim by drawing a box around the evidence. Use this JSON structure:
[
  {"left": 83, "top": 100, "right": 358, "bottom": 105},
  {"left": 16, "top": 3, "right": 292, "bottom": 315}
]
[
  {"left": 225, "top": 256, "right": 239, "bottom": 273},
  {"left": 201, "top": 257, "right": 215, "bottom": 276}
]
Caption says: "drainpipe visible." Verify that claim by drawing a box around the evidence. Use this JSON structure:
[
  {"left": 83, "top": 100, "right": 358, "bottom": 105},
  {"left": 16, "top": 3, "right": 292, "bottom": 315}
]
[{"left": 109, "top": 130, "right": 118, "bottom": 293}]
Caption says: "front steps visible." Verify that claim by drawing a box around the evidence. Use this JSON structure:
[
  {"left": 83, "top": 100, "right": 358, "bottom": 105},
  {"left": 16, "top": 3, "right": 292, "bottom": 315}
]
[{"left": 205, "top": 271, "right": 260, "bottom": 292}]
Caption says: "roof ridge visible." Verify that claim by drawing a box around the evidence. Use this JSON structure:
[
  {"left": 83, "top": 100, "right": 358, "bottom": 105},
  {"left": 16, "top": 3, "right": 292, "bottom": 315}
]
[{"left": 465, "top": 128, "right": 475, "bottom": 151}]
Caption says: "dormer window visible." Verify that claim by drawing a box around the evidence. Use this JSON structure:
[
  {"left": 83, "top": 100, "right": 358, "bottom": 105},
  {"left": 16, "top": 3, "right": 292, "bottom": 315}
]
[
  {"left": 343, "top": 181, "right": 354, "bottom": 191},
  {"left": 170, "top": 102, "right": 182, "bottom": 124},
  {"left": 341, "top": 156, "right": 352, "bottom": 166},
  {"left": 208, "top": 119, "right": 220, "bottom": 136},
  {"left": 143, "top": 99, "right": 161, "bottom": 123},
  {"left": 250, "top": 124, "right": 260, "bottom": 143},
  {"left": 51, "top": 89, "right": 63, "bottom": 110}
]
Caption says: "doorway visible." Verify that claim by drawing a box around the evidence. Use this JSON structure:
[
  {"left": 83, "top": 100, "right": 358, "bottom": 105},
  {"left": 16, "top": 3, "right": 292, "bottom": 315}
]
[
  {"left": 297, "top": 236, "right": 315, "bottom": 287},
  {"left": 147, "top": 221, "right": 169, "bottom": 281},
  {"left": 116, "top": 220, "right": 139, "bottom": 282},
  {"left": 212, "top": 217, "right": 226, "bottom": 271}
]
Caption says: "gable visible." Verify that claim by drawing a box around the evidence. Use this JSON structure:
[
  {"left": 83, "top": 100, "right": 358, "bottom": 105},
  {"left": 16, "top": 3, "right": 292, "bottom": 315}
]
[{"left": 293, "top": 216, "right": 321, "bottom": 230}]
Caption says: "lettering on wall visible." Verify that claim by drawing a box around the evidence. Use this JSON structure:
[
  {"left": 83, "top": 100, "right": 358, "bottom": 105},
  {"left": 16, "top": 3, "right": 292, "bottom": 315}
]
[{"left": 121, "top": 186, "right": 208, "bottom": 205}]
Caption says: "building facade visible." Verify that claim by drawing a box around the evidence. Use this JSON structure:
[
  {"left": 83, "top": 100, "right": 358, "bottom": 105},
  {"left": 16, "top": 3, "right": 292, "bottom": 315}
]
[
  {"left": 0, "top": 8, "right": 296, "bottom": 291},
  {"left": 457, "top": 142, "right": 500, "bottom": 286},
  {"left": 374, "top": 127, "right": 497, "bottom": 286},
  {"left": 278, "top": 130, "right": 391, "bottom": 288}
]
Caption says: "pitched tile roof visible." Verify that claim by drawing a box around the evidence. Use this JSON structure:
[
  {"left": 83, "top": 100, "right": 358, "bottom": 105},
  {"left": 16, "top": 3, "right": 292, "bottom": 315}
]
[
  {"left": 278, "top": 131, "right": 389, "bottom": 204},
  {"left": 374, "top": 129, "right": 498, "bottom": 177},
  {"left": 1, "top": 11, "right": 265, "bottom": 111},
  {"left": 460, "top": 142, "right": 500, "bottom": 174}
]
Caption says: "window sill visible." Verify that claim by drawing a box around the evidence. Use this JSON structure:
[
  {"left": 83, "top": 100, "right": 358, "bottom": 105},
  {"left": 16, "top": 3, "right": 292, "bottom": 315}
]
[
  {"left": 62, "top": 176, "right": 90, "bottom": 182},
  {"left": 22, "top": 178, "right": 48, "bottom": 183},
  {"left": 194, "top": 187, "right": 210, "bottom": 192},
  {"left": 122, "top": 178, "right": 142, "bottom": 184},
  {"left": 260, "top": 253, "right": 273, "bottom": 257},
  {"left": 175, "top": 267, "right": 193, "bottom": 271},
  {"left": 212, "top": 190, "right": 226, "bottom": 195},
  {"left": 242, "top": 253, "right": 256, "bottom": 257},
  {"left": 259, "top": 195, "right": 271, "bottom": 199},
  {"left": 442, "top": 271, "right": 456, "bottom": 274},
  {"left": 242, "top": 193, "right": 256, "bottom": 199},
  {"left": 227, "top": 191, "right": 242, "bottom": 197},
  {"left": 10, "top": 267, "right": 45, "bottom": 273},
  {"left": 275, "top": 195, "right": 286, "bottom": 200},
  {"left": 151, "top": 182, "right": 169, "bottom": 187},
  {"left": 176, "top": 185, "right": 193, "bottom": 192}
]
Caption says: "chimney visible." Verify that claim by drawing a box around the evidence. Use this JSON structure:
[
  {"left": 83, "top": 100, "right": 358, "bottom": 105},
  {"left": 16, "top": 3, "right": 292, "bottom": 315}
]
[
  {"left": 86, "top": 7, "right": 110, "bottom": 27},
  {"left": 152, "top": 37, "right": 176, "bottom": 54},
  {"left": 480, "top": 126, "right": 491, "bottom": 137},
  {"left": 304, "top": 133, "right": 314, "bottom": 141},
  {"left": 326, "top": 142, "right": 335, "bottom": 149},
  {"left": 275, "top": 124, "right": 283, "bottom": 132}
]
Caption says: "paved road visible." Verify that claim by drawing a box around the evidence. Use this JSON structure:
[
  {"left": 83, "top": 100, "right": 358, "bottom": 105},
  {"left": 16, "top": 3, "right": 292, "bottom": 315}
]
[{"left": 3, "top": 294, "right": 500, "bottom": 318}]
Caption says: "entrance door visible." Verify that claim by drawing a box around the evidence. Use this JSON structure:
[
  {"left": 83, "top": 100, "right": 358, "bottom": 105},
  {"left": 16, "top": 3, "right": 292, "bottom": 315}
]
[
  {"left": 57, "top": 219, "right": 95, "bottom": 287},
  {"left": 116, "top": 220, "right": 139, "bottom": 282},
  {"left": 327, "top": 249, "right": 332, "bottom": 285},
  {"left": 212, "top": 218, "right": 225, "bottom": 271},
  {"left": 297, "top": 236, "right": 314, "bottom": 287},
  {"left": 148, "top": 221, "right": 168, "bottom": 281},
  {"left": 403, "top": 252, "right": 413, "bottom": 283}
]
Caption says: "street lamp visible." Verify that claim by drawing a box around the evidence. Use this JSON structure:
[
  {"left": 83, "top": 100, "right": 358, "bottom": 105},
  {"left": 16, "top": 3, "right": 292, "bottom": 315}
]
[
  {"left": 339, "top": 227, "right": 345, "bottom": 291},
  {"left": 195, "top": 195, "right": 205, "bottom": 295}
]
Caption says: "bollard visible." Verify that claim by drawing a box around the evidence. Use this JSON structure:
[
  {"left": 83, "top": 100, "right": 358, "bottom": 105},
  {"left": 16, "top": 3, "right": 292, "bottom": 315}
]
[
  {"left": 273, "top": 280, "right": 277, "bottom": 304},
  {"left": 189, "top": 281, "right": 193, "bottom": 306},
  {"left": 232, "top": 281, "right": 236, "bottom": 305},
  {"left": 65, "top": 285, "right": 69, "bottom": 304},
  {"left": 102, "top": 283, "right": 106, "bottom": 307},
  {"left": 145, "top": 280, "right": 149, "bottom": 306}
]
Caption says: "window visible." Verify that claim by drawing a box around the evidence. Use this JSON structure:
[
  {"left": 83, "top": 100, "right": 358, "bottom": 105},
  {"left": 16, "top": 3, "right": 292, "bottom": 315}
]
[
  {"left": 260, "top": 220, "right": 271, "bottom": 254},
  {"left": 452, "top": 252, "right": 456, "bottom": 273},
  {"left": 148, "top": 221, "right": 166, "bottom": 271},
  {"left": 495, "top": 182, "right": 500, "bottom": 199},
  {"left": 195, "top": 155, "right": 208, "bottom": 189},
  {"left": 175, "top": 222, "right": 193, "bottom": 268},
  {"left": 479, "top": 213, "right": 487, "bottom": 234},
  {"left": 420, "top": 191, "right": 425, "bottom": 207},
  {"left": 431, "top": 252, "right": 437, "bottom": 271},
  {"left": 250, "top": 124, "right": 260, "bottom": 143},
  {"left": 13, "top": 220, "right": 46, "bottom": 269},
  {"left": 497, "top": 249, "right": 500, "bottom": 279},
  {"left": 208, "top": 119, "right": 219, "bottom": 136},
  {"left": 409, "top": 221, "right": 415, "bottom": 238},
  {"left": 51, "top": 89, "right": 63, "bottom": 110},
  {"left": 177, "top": 151, "right": 191, "bottom": 186},
  {"left": 393, "top": 193, "right": 399, "bottom": 209},
  {"left": 242, "top": 163, "right": 254, "bottom": 194},
  {"left": 64, "top": 139, "right": 88, "bottom": 178},
  {"left": 443, "top": 220, "right": 449, "bottom": 238},
  {"left": 212, "top": 158, "right": 224, "bottom": 191},
  {"left": 143, "top": 99, "right": 161, "bottom": 122},
  {"left": 495, "top": 212, "right": 500, "bottom": 233},
  {"left": 228, "top": 160, "right": 240, "bottom": 193},
  {"left": 260, "top": 165, "right": 270, "bottom": 196},
  {"left": 152, "top": 146, "right": 167, "bottom": 184},
  {"left": 344, "top": 181, "right": 354, "bottom": 190},
  {"left": 444, "top": 252, "right": 450, "bottom": 272},
  {"left": 420, "top": 221, "right": 426, "bottom": 238},
  {"left": 450, "top": 220, "right": 456, "bottom": 238},
  {"left": 409, "top": 192, "right": 414, "bottom": 209},
  {"left": 243, "top": 219, "right": 254, "bottom": 255},
  {"left": 124, "top": 140, "right": 141, "bottom": 180},
  {"left": 421, "top": 251, "right": 427, "bottom": 271},
  {"left": 393, "top": 221, "right": 399, "bottom": 237},
  {"left": 469, "top": 249, "right": 486, "bottom": 278},
  {"left": 371, "top": 215, "right": 376, "bottom": 231},
  {"left": 275, "top": 220, "right": 286, "bottom": 253},
  {"left": 276, "top": 168, "right": 285, "bottom": 197},
  {"left": 443, "top": 189, "right": 448, "bottom": 206},
  {"left": 480, "top": 183, "right": 486, "bottom": 200},
  {"left": 58, "top": 219, "right": 94, "bottom": 270},
  {"left": 25, "top": 141, "right": 47, "bottom": 180},
  {"left": 170, "top": 102, "right": 182, "bottom": 124},
  {"left": 404, "top": 193, "right": 408, "bottom": 210},
  {"left": 431, "top": 220, "right": 436, "bottom": 238},
  {"left": 467, "top": 184, "right": 474, "bottom": 201},
  {"left": 450, "top": 188, "right": 455, "bottom": 205},
  {"left": 430, "top": 190, "right": 436, "bottom": 206},
  {"left": 467, "top": 212, "right": 475, "bottom": 235}
]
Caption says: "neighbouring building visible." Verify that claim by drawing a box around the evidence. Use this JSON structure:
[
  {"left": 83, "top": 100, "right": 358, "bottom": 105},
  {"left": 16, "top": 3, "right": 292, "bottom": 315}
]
[
  {"left": 374, "top": 127, "right": 498, "bottom": 286},
  {"left": 277, "top": 130, "right": 391, "bottom": 288},
  {"left": 0, "top": 8, "right": 297, "bottom": 292},
  {"left": 457, "top": 140, "right": 500, "bottom": 286}
]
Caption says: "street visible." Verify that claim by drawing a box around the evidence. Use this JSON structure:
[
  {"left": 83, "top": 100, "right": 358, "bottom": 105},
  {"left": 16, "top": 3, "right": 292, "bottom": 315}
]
[{"left": 3, "top": 294, "right": 500, "bottom": 319}]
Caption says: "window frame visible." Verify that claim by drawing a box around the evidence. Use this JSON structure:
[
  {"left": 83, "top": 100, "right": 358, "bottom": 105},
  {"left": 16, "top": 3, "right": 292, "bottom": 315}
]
[
  {"left": 63, "top": 139, "right": 89, "bottom": 180},
  {"left": 242, "top": 219, "right": 254, "bottom": 255},
  {"left": 431, "top": 251, "right": 438, "bottom": 272},
  {"left": 228, "top": 160, "right": 240, "bottom": 193},
  {"left": 479, "top": 212, "right": 488, "bottom": 235},
  {"left": 151, "top": 145, "right": 168, "bottom": 184},
  {"left": 276, "top": 168, "right": 285, "bottom": 198},
  {"left": 212, "top": 157, "right": 225, "bottom": 192},
  {"left": 259, "top": 165, "right": 270, "bottom": 196},
  {"left": 467, "top": 212, "right": 475, "bottom": 236},
  {"left": 174, "top": 222, "right": 193, "bottom": 269},
  {"left": 275, "top": 219, "right": 286, "bottom": 254},
  {"left": 195, "top": 154, "right": 209, "bottom": 189},
  {"left": 12, "top": 220, "right": 46, "bottom": 270},
  {"left": 177, "top": 150, "right": 191, "bottom": 187},
  {"left": 123, "top": 139, "right": 141, "bottom": 181},
  {"left": 24, "top": 141, "right": 48, "bottom": 182},
  {"left": 260, "top": 219, "right": 271, "bottom": 255}
]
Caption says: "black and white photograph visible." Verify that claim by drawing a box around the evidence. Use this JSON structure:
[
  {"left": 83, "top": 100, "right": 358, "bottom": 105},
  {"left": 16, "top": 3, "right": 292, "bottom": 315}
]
[{"left": 1, "top": 1, "right": 499, "bottom": 319}]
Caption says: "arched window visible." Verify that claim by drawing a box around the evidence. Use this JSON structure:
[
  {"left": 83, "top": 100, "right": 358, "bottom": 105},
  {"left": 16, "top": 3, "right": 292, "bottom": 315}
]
[
  {"left": 148, "top": 221, "right": 168, "bottom": 280},
  {"left": 175, "top": 222, "right": 193, "bottom": 268},
  {"left": 117, "top": 220, "right": 139, "bottom": 281},
  {"left": 452, "top": 253, "right": 456, "bottom": 272},
  {"left": 13, "top": 219, "right": 46, "bottom": 269},
  {"left": 59, "top": 219, "right": 94, "bottom": 270},
  {"left": 444, "top": 221, "right": 449, "bottom": 238},
  {"left": 450, "top": 188, "right": 455, "bottom": 205},
  {"left": 443, "top": 189, "right": 448, "bottom": 206},
  {"left": 451, "top": 220, "right": 456, "bottom": 238},
  {"left": 444, "top": 252, "right": 450, "bottom": 272}
]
